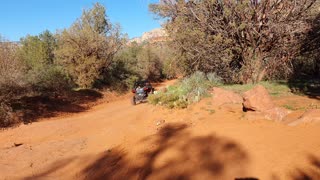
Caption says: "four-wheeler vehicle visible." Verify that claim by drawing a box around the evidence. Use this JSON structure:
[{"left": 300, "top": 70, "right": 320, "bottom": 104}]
[{"left": 131, "top": 80, "right": 154, "bottom": 105}]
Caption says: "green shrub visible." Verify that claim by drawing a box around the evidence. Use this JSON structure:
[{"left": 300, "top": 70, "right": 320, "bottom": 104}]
[
  {"left": 55, "top": 3, "right": 124, "bottom": 88},
  {"left": 26, "top": 65, "right": 72, "bottom": 93},
  {"left": 148, "top": 71, "right": 222, "bottom": 108},
  {"left": 148, "top": 91, "right": 188, "bottom": 109},
  {"left": 124, "top": 75, "right": 140, "bottom": 89},
  {"left": 181, "top": 71, "right": 210, "bottom": 102},
  {"left": 207, "top": 72, "right": 223, "bottom": 86}
]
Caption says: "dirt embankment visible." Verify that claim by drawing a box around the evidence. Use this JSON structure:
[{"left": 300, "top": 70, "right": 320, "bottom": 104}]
[{"left": 0, "top": 80, "right": 320, "bottom": 180}]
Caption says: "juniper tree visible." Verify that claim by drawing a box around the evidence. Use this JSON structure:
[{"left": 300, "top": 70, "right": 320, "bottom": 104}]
[{"left": 150, "top": 0, "right": 317, "bottom": 83}]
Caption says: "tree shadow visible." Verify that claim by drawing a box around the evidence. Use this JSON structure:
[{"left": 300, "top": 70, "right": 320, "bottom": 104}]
[
  {"left": 291, "top": 155, "right": 320, "bottom": 180},
  {"left": 10, "top": 89, "right": 103, "bottom": 124},
  {"left": 81, "top": 148, "right": 134, "bottom": 180},
  {"left": 286, "top": 80, "right": 320, "bottom": 100},
  {"left": 22, "top": 123, "right": 257, "bottom": 179},
  {"left": 20, "top": 123, "right": 319, "bottom": 180},
  {"left": 81, "top": 123, "right": 256, "bottom": 180}
]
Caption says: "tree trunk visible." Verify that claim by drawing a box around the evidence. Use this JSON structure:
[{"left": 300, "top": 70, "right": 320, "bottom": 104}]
[{"left": 256, "top": 68, "right": 267, "bottom": 83}]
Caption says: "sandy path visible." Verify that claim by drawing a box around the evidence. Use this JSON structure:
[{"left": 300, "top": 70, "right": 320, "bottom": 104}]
[{"left": 0, "top": 80, "right": 320, "bottom": 180}]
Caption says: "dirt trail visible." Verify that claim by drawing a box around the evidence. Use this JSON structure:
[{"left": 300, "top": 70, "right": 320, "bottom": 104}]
[{"left": 1, "top": 80, "right": 320, "bottom": 180}]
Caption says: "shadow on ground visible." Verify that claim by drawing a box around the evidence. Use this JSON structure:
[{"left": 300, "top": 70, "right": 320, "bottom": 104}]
[
  {"left": 10, "top": 89, "right": 103, "bottom": 124},
  {"left": 291, "top": 155, "right": 320, "bottom": 180},
  {"left": 25, "top": 123, "right": 258, "bottom": 180},
  {"left": 287, "top": 80, "right": 320, "bottom": 100}
]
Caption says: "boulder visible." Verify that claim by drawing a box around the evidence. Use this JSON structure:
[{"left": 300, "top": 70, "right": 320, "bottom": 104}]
[
  {"left": 211, "top": 87, "right": 243, "bottom": 106},
  {"left": 242, "top": 85, "right": 290, "bottom": 121},
  {"left": 243, "top": 85, "right": 275, "bottom": 112},
  {"left": 289, "top": 109, "right": 320, "bottom": 126}
]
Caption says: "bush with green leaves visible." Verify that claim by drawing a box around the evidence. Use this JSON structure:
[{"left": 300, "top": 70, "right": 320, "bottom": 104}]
[
  {"left": 55, "top": 3, "right": 124, "bottom": 88},
  {"left": 206, "top": 72, "right": 223, "bottom": 86},
  {"left": 27, "top": 66, "right": 72, "bottom": 93},
  {"left": 17, "top": 30, "right": 73, "bottom": 93},
  {"left": 0, "top": 36, "right": 27, "bottom": 127},
  {"left": 0, "top": 31, "right": 72, "bottom": 127},
  {"left": 148, "top": 71, "right": 222, "bottom": 108}
]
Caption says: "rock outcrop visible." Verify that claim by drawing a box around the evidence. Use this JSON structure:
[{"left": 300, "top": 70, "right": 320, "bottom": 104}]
[
  {"left": 243, "top": 85, "right": 290, "bottom": 121},
  {"left": 289, "top": 109, "right": 320, "bottom": 126},
  {"left": 243, "top": 85, "right": 275, "bottom": 111},
  {"left": 129, "top": 28, "right": 167, "bottom": 44}
]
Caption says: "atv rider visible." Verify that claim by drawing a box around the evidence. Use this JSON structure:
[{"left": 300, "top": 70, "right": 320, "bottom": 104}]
[{"left": 136, "top": 85, "right": 145, "bottom": 95}]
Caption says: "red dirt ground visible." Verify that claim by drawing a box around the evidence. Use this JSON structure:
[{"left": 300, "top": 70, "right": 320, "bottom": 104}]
[{"left": 0, "top": 80, "right": 320, "bottom": 180}]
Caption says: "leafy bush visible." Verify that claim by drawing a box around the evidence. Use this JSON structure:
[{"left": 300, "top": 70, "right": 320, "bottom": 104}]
[
  {"left": 207, "top": 72, "right": 223, "bottom": 86},
  {"left": 149, "top": 84, "right": 189, "bottom": 108},
  {"left": 180, "top": 72, "right": 209, "bottom": 102},
  {"left": 112, "top": 42, "right": 166, "bottom": 87},
  {"left": 0, "top": 32, "right": 73, "bottom": 128},
  {"left": 0, "top": 103, "right": 17, "bottom": 128},
  {"left": 27, "top": 65, "right": 73, "bottom": 93},
  {"left": 162, "top": 59, "right": 178, "bottom": 79},
  {"left": 124, "top": 75, "right": 140, "bottom": 89},
  {"left": 0, "top": 37, "right": 27, "bottom": 127},
  {"left": 148, "top": 71, "right": 221, "bottom": 108},
  {"left": 55, "top": 3, "right": 124, "bottom": 88}
]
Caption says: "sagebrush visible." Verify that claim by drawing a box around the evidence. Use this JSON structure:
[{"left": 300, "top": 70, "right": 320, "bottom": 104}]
[{"left": 148, "top": 72, "right": 222, "bottom": 108}]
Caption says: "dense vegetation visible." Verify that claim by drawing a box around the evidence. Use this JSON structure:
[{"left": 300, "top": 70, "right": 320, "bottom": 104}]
[
  {"left": 147, "top": 0, "right": 320, "bottom": 109},
  {"left": 150, "top": 0, "right": 320, "bottom": 83},
  {"left": 109, "top": 42, "right": 177, "bottom": 91},
  {"left": 1, "top": 1, "right": 319, "bottom": 126}
]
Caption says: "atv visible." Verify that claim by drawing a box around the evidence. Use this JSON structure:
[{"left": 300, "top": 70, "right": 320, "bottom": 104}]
[{"left": 131, "top": 80, "right": 154, "bottom": 105}]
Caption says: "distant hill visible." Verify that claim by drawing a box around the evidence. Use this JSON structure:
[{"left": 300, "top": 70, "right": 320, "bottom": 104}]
[{"left": 129, "top": 28, "right": 168, "bottom": 45}]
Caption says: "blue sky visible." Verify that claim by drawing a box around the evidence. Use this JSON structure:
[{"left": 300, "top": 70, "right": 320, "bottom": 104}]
[{"left": 0, "top": 0, "right": 161, "bottom": 41}]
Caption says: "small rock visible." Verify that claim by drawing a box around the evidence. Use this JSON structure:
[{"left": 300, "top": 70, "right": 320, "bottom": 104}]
[
  {"left": 13, "top": 143, "right": 23, "bottom": 147},
  {"left": 156, "top": 119, "right": 165, "bottom": 126}
]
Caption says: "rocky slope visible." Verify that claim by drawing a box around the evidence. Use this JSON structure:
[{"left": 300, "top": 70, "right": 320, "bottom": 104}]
[{"left": 129, "top": 28, "right": 168, "bottom": 44}]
